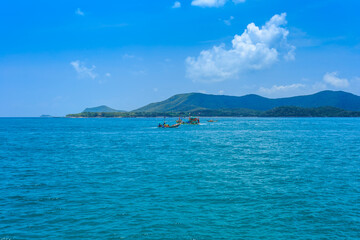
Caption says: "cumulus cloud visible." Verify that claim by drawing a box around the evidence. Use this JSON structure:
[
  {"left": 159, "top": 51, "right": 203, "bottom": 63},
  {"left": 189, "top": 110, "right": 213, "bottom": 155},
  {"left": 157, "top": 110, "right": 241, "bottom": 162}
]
[
  {"left": 259, "top": 83, "right": 305, "bottom": 95},
  {"left": 191, "top": 0, "right": 244, "bottom": 7},
  {"left": 323, "top": 72, "right": 349, "bottom": 88},
  {"left": 75, "top": 8, "right": 84, "bottom": 16},
  {"left": 186, "top": 13, "right": 295, "bottom": 82},
  {"left": 172, "top": 1, "right": 181, "bottom": 8},
  {"left": 70, "top": 60, "right": 97, "bottom": 79}
]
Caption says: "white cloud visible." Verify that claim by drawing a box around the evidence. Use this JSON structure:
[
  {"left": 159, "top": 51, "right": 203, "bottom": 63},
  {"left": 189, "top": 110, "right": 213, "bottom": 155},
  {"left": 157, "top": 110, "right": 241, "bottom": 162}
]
[
  {"left": 70, "top": 60, "right": 97, "bottom": 79},
  {"left": 122, "top": 54, "right": 143, "bottom": 61},
  {"left": 186, "top": 13, "right": 295, "bottom": 82},
  {"left": 223, "top": 16, "right": 234, "bottom": 26},
  {"left": 105, "top": 73, "right": 111, "bottom": 77},
  {"left": 172, "top": 1, "right": 181, "bottom": 8},
  {"left": 323, "top": 72, "right": 349, "bottom": 88},
  {"left": 192, "top": 0, "right": 227, "bottom": 7},
  {"left": 191, "top": 0, "right": 244, "bottom": 7},
  {"left": 219, "top": 90, "right": 225, "bottom": 95},
  {"left": 312, "top": 81, "right": 327, "bottom": 91},
  {"left": 153, "top": 88, "right": 158, "bottom": 92},
  {"left": 259, "top": 83, "right": 305, "bottom": 95},
  {"left": 75, "top": 8, "right": 84, "bottom": 16}
]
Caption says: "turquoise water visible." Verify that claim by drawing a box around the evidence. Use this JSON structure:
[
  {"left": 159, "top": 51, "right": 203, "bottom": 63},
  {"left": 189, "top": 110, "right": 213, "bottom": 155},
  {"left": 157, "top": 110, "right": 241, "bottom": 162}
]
[{"left": 0, "top": 118, "right": 359, "bottom": 239}]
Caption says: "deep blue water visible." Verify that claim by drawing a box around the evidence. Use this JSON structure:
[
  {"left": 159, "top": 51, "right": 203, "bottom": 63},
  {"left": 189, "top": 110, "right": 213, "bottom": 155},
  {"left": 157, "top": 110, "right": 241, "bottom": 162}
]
[{"left": 0, "top": 117, "right": 359, "bottom": 239}]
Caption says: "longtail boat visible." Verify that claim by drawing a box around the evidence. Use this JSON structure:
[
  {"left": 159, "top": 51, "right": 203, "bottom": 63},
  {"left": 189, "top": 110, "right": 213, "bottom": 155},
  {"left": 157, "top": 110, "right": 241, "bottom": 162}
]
[
  {"left": 175, "top": 116, "right": 200, "bottom": 125},
  {"left": 183, "top": 117, "right": 200, "bottom": 125},
  {"left": 158, "top": 123, "right": 180, "bottom": 128}
]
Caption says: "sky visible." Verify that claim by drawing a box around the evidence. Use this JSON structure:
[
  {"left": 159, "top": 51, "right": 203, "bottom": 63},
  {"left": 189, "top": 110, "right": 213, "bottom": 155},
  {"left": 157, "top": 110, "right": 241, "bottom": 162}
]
[{"left": 1, "top": 0, "right": 360, "bottom": 117}]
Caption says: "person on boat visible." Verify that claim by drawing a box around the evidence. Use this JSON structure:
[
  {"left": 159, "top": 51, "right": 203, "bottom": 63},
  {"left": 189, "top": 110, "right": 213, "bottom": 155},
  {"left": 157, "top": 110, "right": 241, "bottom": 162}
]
[{"left": 176, "top": 117, "right": 183, "bottom": 124}]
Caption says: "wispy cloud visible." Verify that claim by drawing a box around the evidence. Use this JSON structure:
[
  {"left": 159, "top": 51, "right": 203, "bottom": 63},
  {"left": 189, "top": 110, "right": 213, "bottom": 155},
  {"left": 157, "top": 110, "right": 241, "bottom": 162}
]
[
  {"left": 289, "top": 27, "right": 347, "bottom": 48},
  {"left": 105, "top": 73, "right": 111, "bottom": 77},
  {"left": 70, "top": 60, "right": 97, "bottom": 79},
  {"left": 223, "top": 16, "right": 234, "bottom": 26},
  {"left": 75, "top": 8, "right": 84, "bottom": 16},
  {"left": 323, "top": 72, "right": 349, "bottom": 88},
  {"left": 191, "top": 0, "right": 245, "bottom": 7},
  {"left": 186, "top": 13, "right": 295, "bottom": 82},
  {"left": 259, "top": 84, "right": 306, "bottom": 95},
  {"left": 131, "top": 70, "right": 146, "bottom": 76},
  {"left": 192, "top": 0, "right": 227, "bottom": 7},
  {"left": 172, "top": 1, "right": 181, "bottom": 8},
  {"left": 122, "top": 54, "right": 136, "bottom": 59},
  {"left": 122, "top": 54, "right": 143, "bottom": 61},
  {"left": 258, "top": 72, "right": 354, "bottom": 97}
]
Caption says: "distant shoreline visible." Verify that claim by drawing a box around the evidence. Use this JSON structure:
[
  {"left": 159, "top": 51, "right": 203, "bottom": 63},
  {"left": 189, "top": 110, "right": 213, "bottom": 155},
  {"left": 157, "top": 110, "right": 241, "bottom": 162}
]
[
  {"left": 2, "top": 116, "right": 360, "bottom": 119},
  {"left": 65, "top": 106, "right": 360, "bottom": 118}
]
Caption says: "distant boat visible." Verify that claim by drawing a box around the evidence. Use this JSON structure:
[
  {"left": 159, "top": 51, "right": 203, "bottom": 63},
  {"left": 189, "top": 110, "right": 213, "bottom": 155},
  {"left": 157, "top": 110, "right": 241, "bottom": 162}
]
[
  {"left": 182, "top": 117, "right": 200, "bottom": 125},
  {"left": 176, "top": 117, "right": 183, "bottom": 124},
  {"left": 158, "top": 123, "right": 180, "bottom": 128},
  {"left": 207, "top": 120, "right": 217, "bottom": 122}
]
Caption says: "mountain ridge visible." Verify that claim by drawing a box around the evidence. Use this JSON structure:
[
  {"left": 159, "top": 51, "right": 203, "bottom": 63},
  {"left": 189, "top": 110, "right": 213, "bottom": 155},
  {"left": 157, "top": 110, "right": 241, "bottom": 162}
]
[
  {"left": 82, "top": 105, "right": 126, "bottom": 113},
  {"left": 134, "top": 90, "right": 360, "bottom": 112}
]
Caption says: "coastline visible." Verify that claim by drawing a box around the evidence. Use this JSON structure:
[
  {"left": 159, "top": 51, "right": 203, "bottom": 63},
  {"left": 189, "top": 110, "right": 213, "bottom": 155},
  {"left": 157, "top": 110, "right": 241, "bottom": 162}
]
[{"left": 65, "top": 106, "right": 360, "bottom": 118}]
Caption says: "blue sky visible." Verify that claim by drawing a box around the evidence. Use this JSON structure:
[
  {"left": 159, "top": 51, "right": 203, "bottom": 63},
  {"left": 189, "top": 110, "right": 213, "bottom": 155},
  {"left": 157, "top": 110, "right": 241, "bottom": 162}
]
[{"left": 1, "top": 0, "right": 360, "bottom": 116}]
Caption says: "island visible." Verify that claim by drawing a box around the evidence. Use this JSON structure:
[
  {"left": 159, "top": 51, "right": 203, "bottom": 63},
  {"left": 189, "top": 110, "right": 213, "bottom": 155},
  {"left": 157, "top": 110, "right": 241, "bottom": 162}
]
[{"left": 66, "top": 91, "right": 360, "bottom": 118}]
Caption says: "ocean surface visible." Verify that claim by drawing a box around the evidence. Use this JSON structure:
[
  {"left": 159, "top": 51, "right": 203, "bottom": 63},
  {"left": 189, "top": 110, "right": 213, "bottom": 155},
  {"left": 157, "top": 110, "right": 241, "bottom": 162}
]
[{"left": 0, "top": 117, "right": 359, "bottom": 239}]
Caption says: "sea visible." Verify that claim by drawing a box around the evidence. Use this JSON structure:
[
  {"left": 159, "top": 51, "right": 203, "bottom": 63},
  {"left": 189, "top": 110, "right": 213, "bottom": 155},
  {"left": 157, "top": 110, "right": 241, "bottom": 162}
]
[{"left": 0, "top": 117, "right": 359, "bottom": 239}]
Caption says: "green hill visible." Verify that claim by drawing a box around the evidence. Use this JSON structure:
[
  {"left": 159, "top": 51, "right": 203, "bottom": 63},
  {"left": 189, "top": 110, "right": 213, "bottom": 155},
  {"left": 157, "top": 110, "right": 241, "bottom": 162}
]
[
  {"left": 66, "top": 106, "right": 360, "bottom": 118},
  {"left": 82, "top": 105, "right": 125, "bottom": 113},
  {"left": 261, "top": 106, "right": 360, "bottom": 117},
  {"left": 134, "top": 91, "right": 360, "bottom": 112}
]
